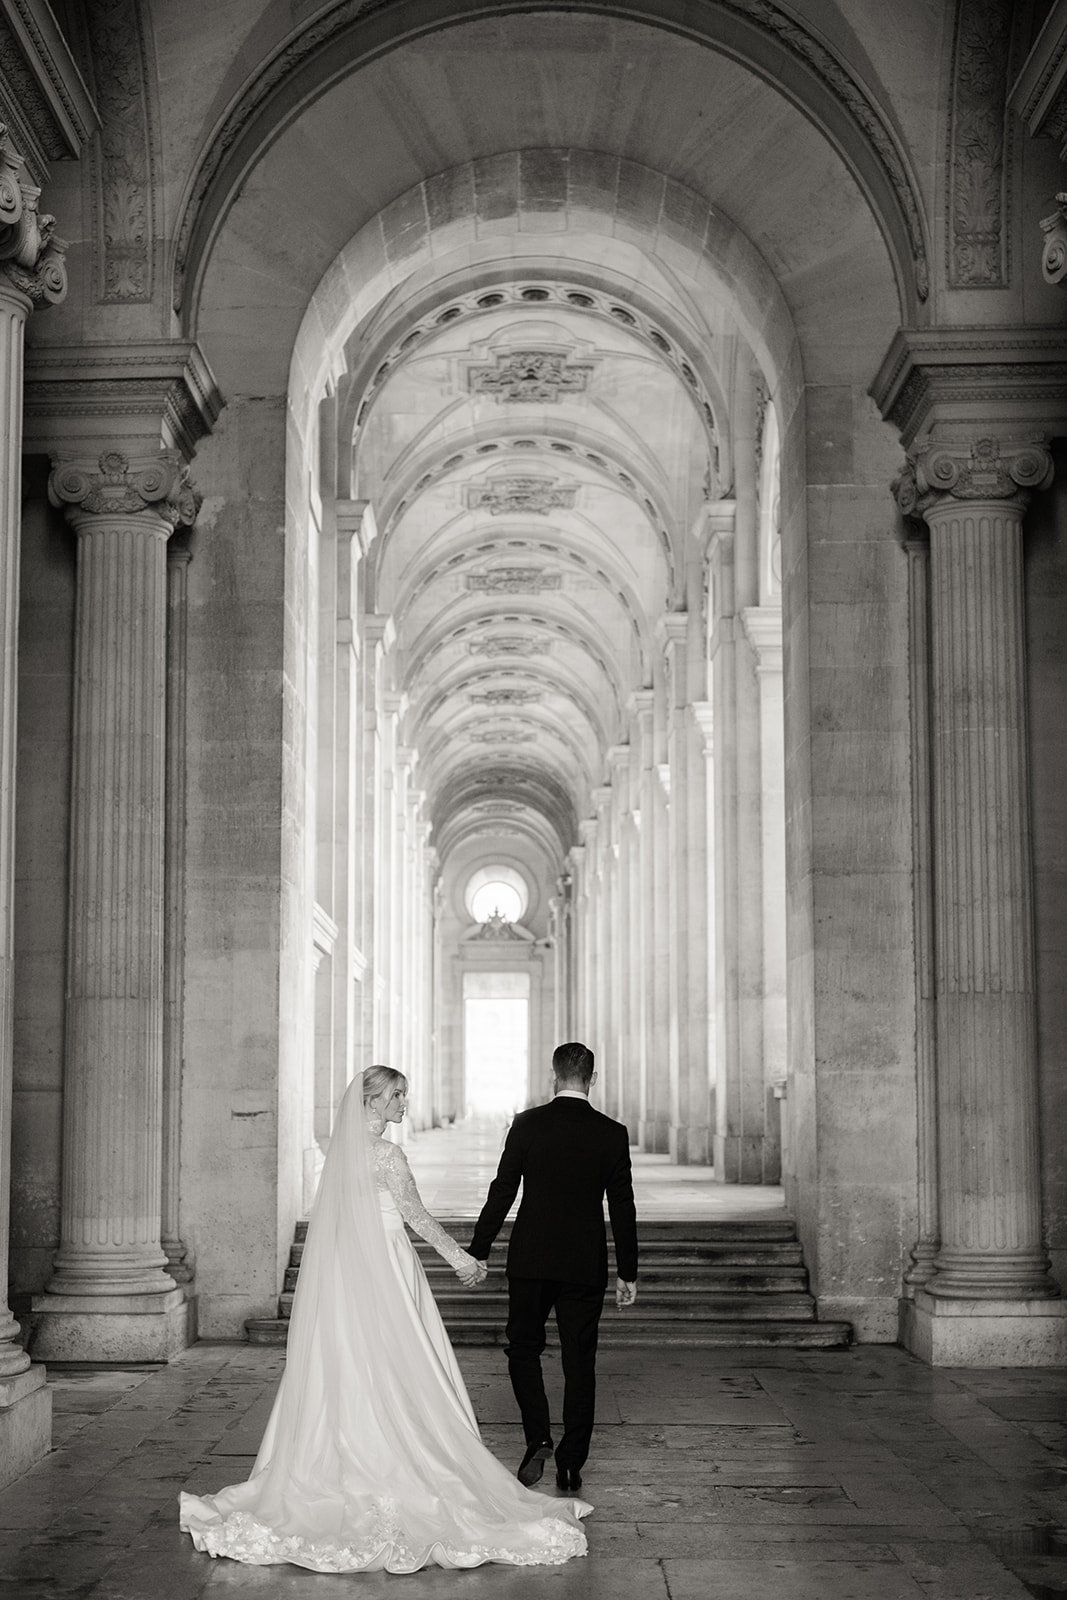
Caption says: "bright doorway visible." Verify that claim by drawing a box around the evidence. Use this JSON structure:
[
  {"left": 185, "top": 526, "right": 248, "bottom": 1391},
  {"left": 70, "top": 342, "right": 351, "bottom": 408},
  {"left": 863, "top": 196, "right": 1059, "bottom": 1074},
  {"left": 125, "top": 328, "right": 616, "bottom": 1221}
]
[{"left": 463, "top": 971, "right": 529, "bottom": 1115}]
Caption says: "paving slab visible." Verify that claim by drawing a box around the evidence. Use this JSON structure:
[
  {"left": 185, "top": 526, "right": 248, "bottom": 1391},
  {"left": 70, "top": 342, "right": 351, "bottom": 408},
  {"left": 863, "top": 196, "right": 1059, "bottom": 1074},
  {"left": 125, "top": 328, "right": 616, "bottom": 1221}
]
[{"left": 0, "top": 1341, "right": 1062, "bottom": 1598}]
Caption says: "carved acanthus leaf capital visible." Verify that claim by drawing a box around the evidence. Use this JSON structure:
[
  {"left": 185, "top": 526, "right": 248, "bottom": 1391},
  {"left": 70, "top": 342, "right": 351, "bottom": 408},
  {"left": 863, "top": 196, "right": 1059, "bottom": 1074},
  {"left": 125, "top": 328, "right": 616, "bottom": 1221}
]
[
  {"left": 0, "top": 126, "right": 66, "bottom": 306},
  {"left": 1041, "top": 195, "right": 1067, "bottom": 286},
  {"left": 893, "top": 437, "right": 1054, "bottom": 521},
  {"left": 49, "top": 450, "right": 201, "bottom": 531}
]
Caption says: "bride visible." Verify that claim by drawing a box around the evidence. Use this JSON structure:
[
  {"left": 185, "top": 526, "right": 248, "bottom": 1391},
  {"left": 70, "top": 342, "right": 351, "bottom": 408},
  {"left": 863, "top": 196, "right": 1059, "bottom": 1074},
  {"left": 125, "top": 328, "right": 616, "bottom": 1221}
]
[{"left": 179, "top": 1066, "right": 591, "bottom": 1572}]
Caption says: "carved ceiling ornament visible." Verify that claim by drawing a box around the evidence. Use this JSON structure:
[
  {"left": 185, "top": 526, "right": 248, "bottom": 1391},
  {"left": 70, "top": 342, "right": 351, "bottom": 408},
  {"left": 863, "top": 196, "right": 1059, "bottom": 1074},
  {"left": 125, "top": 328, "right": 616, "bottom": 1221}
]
[
  {"left": 947, "top": 0, "right": 1015, "bottom": 288},
  {"left": 466, "top": 566, "right": 562, "bottom": 594},
  {"left": 49, "top": 448, "right": 201, "bottom": 530},
  {"left": 893, "top": 436, "right": 1054, "bottom": 519},
  {"left": 467, "top": 635, "right": 551, "bottom": 658},
  {"left": 470, "top": 688, "right": 544, "bottom": 706},
  {"left": 468, "top": 348, "right": 593, "bottom": 403},
  {"left": 466, "top": 477, "right": 576, "bottom": 516},
  {"left": 470, "top": 727, "right": 535, "bottom": 744},
  {"left": 0, "top": 126, "right": 67, "bottom": 306},
  {"left": 84, "top": 0, "right": 155, "bottom": 303}
]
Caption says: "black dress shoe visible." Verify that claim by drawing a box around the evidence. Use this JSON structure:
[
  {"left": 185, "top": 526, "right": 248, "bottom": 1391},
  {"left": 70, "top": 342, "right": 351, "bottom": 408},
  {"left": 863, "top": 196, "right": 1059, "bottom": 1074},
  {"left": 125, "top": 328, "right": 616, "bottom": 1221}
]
[
  {"left": 517, "top": 1440, "right": 553, "bottom": 1486},
  {"left": 555, "top": 1465, "right": 583, "bottom": 1492}
]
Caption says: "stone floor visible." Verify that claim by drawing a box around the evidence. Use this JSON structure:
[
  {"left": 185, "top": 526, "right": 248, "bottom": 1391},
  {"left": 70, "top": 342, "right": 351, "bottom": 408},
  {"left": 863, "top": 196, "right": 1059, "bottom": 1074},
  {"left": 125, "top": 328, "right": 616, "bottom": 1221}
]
[{"left": 1, "top": 1341, "right": 1065, "bottom": 1598}]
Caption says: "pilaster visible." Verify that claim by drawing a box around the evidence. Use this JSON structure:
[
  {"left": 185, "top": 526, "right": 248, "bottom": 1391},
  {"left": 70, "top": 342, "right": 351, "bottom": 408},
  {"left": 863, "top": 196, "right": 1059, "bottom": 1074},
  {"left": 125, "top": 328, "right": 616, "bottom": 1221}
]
[
  {"left": 0, "top": 128, "right": 67, "bottom": 1479},
  {"left": 31, "top": 450, "right": 199, "bottom": 1361},
  {"left": 895, "top": 435, "right": 1067, "bottom": 1364}
]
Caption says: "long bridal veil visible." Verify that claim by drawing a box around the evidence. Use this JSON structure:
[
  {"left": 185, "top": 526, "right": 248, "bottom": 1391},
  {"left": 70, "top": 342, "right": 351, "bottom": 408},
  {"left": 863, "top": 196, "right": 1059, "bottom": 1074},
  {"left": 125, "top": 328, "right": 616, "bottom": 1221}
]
[{"left": 180, "top": 1076, "right": 589, "bottom": 1572}]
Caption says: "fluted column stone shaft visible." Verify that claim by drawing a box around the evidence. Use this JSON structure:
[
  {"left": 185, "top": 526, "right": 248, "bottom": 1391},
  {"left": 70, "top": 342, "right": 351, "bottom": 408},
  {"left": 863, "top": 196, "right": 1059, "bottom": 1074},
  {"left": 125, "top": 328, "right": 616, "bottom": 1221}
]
[
  {"left": 162, "top": 541, "right": 192, "bottom": 1282},
  {"left": 898, "top": 437, "right": 1057, "bottom": 1302},
  {"left": 903, "top": 539, "right": 938, "bottom": 1288},
  {"left": 43, "top": 453, "right": 197, "bottom": 1309},
  {"left": 0, "top": 129, "right": 68, "bottom": 1464}
]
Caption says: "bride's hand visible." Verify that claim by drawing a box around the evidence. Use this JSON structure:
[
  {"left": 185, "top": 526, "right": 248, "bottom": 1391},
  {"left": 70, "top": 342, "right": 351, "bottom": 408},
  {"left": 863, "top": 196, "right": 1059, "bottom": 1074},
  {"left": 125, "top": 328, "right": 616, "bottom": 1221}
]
[{"left": 455, "top": 1253, "right": 487, "bottom": 1287}]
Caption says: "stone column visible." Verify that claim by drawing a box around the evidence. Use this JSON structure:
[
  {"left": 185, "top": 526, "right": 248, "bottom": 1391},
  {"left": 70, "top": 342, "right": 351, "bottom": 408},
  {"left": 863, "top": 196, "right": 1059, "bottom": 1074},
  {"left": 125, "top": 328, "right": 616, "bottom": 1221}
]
[
  {"left": 662, "top": 613, "right": 711, "bottom": 1163},
  {"left": 897, "top": 436, "right": 1067, "bottom": 1364},
  {"left": 740, "top": 604, "right": 788, "bottom": 1182},
  {"left": 162, "top": 538, "right": 192, "bottom": 1284},
  {"left": 32, "top": 450, "right": 197, "bottom": 1361},
  {"left": 0, "top": 140, "right": 66, "bottom": 1481},
  {"left": 901, "top": 539, "right": 938, "bottom": 1289}
]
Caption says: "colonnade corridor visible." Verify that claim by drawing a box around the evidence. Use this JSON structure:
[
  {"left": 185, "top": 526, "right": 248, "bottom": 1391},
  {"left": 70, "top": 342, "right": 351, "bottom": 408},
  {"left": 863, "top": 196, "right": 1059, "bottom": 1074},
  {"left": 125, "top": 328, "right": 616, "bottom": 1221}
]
[
  {"left": 402, "top": 1114, "right": 784, "bottom": 1221},
  {"left": 3, "top": 8, "right": 1067, "bottom": 1586}
]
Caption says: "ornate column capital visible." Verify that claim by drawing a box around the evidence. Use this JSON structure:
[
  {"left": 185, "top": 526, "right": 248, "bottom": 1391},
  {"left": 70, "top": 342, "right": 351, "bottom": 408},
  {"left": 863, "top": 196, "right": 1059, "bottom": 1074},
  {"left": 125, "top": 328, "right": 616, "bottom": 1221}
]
[
  {"left": 48, "top": 449, "right": 201, "bottom": 532},
  {"left": 893, "top": 436, "right": 1054, "bottom": 522},
  {"left": 1042, "top": 195, "right": 1067, "bottom": 287},
  {"left": 0, "top": 129, "right": 66, "bottom": 308}
]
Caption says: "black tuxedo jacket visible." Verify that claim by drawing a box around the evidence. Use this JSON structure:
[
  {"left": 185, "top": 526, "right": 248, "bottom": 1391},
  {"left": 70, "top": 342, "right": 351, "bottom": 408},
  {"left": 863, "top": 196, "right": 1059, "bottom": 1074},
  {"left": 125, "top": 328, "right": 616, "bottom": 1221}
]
[{"left": 469, "top": 1096, "right": 638, "bottom": 1288}]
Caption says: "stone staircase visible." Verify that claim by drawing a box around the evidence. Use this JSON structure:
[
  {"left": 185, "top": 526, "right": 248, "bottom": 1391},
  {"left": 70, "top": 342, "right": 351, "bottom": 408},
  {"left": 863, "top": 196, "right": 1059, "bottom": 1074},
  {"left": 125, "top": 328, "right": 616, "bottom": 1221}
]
[{"left": 246, "top": 1217, "right": 851, "bottom": 1349}]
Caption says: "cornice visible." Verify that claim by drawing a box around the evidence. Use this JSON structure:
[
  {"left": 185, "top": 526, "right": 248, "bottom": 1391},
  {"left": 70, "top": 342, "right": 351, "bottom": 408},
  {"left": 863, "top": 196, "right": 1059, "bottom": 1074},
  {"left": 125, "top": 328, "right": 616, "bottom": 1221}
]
[
  {"left": 1008, "top": 0, "right": 1067, "bottom": 155},
  {"left": 0, "top": 0, "right": 97, "bottom": 184},
  {"left": 23, "top": 340, "right": 224, "bottom": 458},
  {"left": 870, "top": 326, "right": 1067, "bottom": 447}
]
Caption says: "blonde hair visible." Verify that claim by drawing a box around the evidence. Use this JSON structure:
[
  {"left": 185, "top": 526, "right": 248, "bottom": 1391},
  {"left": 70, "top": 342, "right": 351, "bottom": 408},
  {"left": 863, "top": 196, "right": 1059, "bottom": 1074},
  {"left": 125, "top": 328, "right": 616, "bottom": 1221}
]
[{"left": 360, "top": 1064, "right": 407, "bottom": 1106}]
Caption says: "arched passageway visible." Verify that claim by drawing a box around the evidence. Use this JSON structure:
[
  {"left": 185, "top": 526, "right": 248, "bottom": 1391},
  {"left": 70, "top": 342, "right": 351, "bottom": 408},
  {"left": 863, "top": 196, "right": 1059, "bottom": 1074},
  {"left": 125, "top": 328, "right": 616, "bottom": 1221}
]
[{"left": 5, "top": 3, "right": 1066, "bottom": 1438}]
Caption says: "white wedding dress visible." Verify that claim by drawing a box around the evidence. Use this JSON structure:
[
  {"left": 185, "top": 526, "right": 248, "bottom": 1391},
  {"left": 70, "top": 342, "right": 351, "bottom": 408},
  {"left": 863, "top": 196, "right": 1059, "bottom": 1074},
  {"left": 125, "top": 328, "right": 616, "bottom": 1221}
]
[{"left": 180, "top": 1082, "right": 590, "bottom": 1572}]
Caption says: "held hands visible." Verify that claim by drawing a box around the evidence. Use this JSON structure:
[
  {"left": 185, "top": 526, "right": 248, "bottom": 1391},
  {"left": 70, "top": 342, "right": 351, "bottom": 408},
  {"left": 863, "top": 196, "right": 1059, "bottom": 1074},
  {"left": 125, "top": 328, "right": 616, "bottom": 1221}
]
[
  {"left": 616, "top": 1277, "right": 637, "bottom": 1310},
  {"left": 456, "top": 1253, "right": 488, "bottom": 1288}
]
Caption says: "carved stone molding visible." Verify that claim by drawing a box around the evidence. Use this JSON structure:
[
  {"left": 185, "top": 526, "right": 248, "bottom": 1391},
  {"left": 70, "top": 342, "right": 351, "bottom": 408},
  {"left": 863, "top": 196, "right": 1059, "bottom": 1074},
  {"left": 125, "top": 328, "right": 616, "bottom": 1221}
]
[
  {"left": 1041, "top": 194, "right": 1067, "bottom": 285},
  {"left": 466, "top": 634, "right": 551, "bottom": 658},
  {"left": 465, "top": 566, "right": 561, "bottom": 593},
  {"left": 24, "top": 340, "right": 223, "bottom": 458},
  {"left": 893, "top": 436, "right": 1054, "bottom": 520},
  {"left": 469, "top": 726, "right": 534, "bottom": 744},
  {"left": 0, "top": 0, "right": 98, "bottom": 184},
  {"left": 1008, "top": 0, "right": 1067, "bottom": 158},
  {"left": 870, "top": 326, "right": 1067, "bottom": 447},
  {"left": 48, "top": 449, "right": 200, "bottom": 531},
  {"left": 470, "top": 687, "right": 543, "bottom": 705},
  {"left": 947, "top": 0, "right": 1016, "bottom": 288},
  {"left": 0, "top": 124, "right": 66, "bottom": 305},
  {"left": 466, "top": 476, "right": 576, "bottom": 516},
  {"left": 468, "top": 349, "right": 593, "bottom": 403},
  {"left": 81, "top": 0, "right": 156, "bottom": 303}
]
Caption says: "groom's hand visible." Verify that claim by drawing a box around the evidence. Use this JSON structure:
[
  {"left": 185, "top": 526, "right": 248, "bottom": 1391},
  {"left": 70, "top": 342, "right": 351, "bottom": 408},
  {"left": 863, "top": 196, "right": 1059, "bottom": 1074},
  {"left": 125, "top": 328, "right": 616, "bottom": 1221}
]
[{"left": 616, "top": 1278, "right": 637, "bottom": 1309}]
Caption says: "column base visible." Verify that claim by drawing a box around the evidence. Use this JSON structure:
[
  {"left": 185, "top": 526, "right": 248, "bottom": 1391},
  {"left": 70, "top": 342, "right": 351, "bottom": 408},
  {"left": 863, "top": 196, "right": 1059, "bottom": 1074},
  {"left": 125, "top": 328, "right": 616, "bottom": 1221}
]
[
  {"left": 639, "top": 1116, "right": 670, "bottom": 1154},
  {"left": 669, "top": 1122, "right": 711, "bottom": 1165},
  {"left": 30, "top": 1286, "right": 193, "bottom": 1363},
  {"left": 0, "top": 1365, "right": 51, "bottom": 1490},
  {"left": 900, "top": 1289, "right": 1067, "bottom": 1367}
]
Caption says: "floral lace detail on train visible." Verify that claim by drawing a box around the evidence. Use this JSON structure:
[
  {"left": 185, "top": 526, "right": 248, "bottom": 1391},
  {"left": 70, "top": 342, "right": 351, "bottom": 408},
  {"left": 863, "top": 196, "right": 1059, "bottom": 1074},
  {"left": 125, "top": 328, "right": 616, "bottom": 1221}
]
[
  {"left": 182, "top": 1495, "right": 587, "bottom": 1572},
  {"left": 368, "top": 1135, "right": 476, "bottom": 1273}
]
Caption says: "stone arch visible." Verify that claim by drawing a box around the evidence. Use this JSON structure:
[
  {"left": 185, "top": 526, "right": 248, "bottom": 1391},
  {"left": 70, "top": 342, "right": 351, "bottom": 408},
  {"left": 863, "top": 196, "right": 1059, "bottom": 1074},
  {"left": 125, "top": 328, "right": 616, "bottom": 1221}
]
[{"left": 173, "top": 0, "right": 928, "bottom": 331}]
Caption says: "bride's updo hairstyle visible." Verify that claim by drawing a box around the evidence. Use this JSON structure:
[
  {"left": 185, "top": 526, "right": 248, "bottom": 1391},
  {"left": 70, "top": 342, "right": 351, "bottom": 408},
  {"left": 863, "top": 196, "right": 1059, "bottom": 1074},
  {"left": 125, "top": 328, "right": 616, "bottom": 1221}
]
[{"left": 361, "top": 1064, "right": 407, "bottom": 1106}]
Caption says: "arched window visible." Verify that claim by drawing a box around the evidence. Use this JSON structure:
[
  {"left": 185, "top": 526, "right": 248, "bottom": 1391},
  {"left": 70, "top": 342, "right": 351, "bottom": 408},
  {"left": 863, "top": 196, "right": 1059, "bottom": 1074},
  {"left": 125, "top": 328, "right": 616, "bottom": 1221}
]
[{"left": 465, "top": 864, "right": 528, "bottom": 924}]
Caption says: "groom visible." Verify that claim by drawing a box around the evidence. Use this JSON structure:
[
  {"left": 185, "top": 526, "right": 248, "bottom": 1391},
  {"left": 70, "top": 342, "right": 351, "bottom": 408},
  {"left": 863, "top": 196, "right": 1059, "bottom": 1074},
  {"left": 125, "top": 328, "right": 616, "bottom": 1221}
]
[{"left": 468, "top": 1041, "right": 638, "bottom": 1491}]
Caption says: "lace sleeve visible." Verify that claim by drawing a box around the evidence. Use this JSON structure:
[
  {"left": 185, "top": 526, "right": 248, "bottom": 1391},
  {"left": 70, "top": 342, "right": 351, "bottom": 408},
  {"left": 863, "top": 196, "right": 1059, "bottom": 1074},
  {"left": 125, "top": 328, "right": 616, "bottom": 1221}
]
[{"left": 376, "top": 1142, "right": 477, "bottom": 1272}]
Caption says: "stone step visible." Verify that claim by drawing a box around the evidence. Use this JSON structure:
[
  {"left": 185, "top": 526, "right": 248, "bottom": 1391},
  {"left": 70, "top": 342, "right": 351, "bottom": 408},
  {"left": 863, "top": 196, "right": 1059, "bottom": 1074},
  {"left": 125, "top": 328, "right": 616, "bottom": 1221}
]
[
  {"left": 247, "top": 1316, "right": 851, "bottom": 1350},
  {"left": 283, "top": 1262, "right": 810, "bottom": 1293},
  {"left": 277, "top": 1287, "right": 819, "bottom": 1321},
  {"left": 291, "top": 1216, "right": 799, "bottom": 1244},
  {"left": 288, "top": 1238, "right": 806, "bottom": 1268},
  {"left": 261, "top": 1215, "right": 852, "bottom": 1350}
]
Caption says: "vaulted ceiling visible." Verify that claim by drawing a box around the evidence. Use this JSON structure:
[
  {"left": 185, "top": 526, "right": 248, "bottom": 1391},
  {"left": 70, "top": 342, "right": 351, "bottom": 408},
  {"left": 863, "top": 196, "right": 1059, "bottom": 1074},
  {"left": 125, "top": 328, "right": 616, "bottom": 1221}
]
[{"left": 343, "top": 258, "right": 721, "bottom": 885}]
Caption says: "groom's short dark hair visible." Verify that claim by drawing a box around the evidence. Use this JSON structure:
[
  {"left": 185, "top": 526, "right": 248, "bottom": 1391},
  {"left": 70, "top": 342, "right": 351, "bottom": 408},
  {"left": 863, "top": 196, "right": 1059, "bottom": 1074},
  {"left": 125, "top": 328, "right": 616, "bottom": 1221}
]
[{"left": 553, "top": 1041, "right": 595, "bottom": 1087}]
